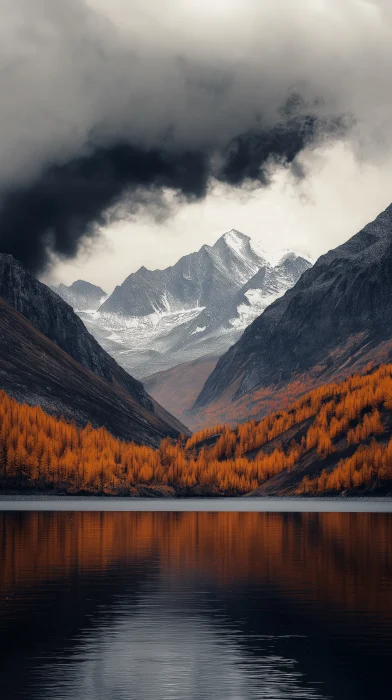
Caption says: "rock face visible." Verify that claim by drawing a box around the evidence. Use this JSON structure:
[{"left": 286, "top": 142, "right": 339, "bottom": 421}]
[
  {"left": 75, "top": 231, "right": 311, "bottom": 378},
  {"left": 195, "top": 203, "right": 392, "bottom": 410},
  {"left": 0, "top": 255, "right": 188, "bottom": 443},
  {"left": 192, "top": 251, "right": 312, "bottom": 335},
  {"left": 0, "top": 297, "right": 187, "bottom": 445},
  {"left": 0, "top": 253, "right": 148, "bottom": 405},
  {"left": 51, "top": 280, "right": 107, "bottom": 312}
]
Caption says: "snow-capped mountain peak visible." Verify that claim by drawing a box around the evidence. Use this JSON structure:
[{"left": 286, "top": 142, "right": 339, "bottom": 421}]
[
  {"left": 99, "top": 229, "right": 269, "bottom": 319},
  {"left": 273, "top": 249, "right": 314, "bottom": 267},
  {"left": 55, "top": 229, "right": 313, "bottom": 379},
  {"left": 249, "top": 241, "right": 313, "bottom": 268},
  {"left": 221, "top": 229, "right": 250, "bottom": 250}
]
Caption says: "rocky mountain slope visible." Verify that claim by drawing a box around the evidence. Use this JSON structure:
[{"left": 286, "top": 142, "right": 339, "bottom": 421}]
[
  {"left": 0, "top": 255, "right": 188, "bottom": 444},
  {"left": 181, "top": 250, "right": 311, "bottom": 344},
  {"left": 0, "top": 254, "right": 149, "bottom": 405},
  {"left": 194, "top": 203, "right": 392, "bottom": 420},
  {"left": 51, "top": 280, "right": 107, "bottom": 312},
  {"left": 72, "top": 231, "right": 311, "bottom": 378}
]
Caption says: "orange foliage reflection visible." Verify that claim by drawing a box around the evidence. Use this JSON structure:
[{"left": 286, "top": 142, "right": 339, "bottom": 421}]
[{"left": 1, "top": 511, "right": 392, "bottom": 619}]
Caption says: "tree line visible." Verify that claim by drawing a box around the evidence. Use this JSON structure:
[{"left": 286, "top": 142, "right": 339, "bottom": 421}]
[{"left": 1, "top": 362, "right": 392, "bottom": 494}]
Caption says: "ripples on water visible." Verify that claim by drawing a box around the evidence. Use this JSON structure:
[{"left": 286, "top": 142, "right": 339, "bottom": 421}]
[{"left": 0, "top": 511, "right": 391, "bottom": 700}]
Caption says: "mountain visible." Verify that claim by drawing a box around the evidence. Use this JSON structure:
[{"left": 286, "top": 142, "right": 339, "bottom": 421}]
[
  {"left": 0, "top": 253, "right": 146, "bottom": 402},
  {"left": 0, "top": 255, "right": 188, "bottom": 444},
  {"left": 227, "top": 251, "right": 313, "bottom": 330},
  {"left": 194, "top": 203, "right": 392, "bottom": 422},
  {"left": 99, "top": 230, "right": 265, "bottom": 317},
  {"left": 163, "top": 251, "right": 310, "bottom": 370},
  {"left": 181, "top": 251, "right": 312, "bottom": 343},
  {"left": 51, "top": 280, "right": 107, "bottom": 312},
  {"left": 74, "top": 232, "right": 311, "bottom": 378}
]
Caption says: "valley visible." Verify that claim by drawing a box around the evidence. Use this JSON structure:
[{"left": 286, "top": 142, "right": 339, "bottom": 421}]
[{"left": 2, "top": 208, "right": 392, "bottom": 497}]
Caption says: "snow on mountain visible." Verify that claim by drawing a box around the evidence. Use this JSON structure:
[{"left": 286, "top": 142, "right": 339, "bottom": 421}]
[
  {"left": 79, "top": 306, "right": 206, "bottom": 378},
  {"left": 231, "top": 289, "right": 284, "bottom": 330},
  {"left": 250, "top": 237, "right": 313, "bottom": 265},
  {"left": 61, "top": 231, "right": 312, "bottom": 378},
  {"left": 229, "top": 253, "right": 312, "bottom": 330}
]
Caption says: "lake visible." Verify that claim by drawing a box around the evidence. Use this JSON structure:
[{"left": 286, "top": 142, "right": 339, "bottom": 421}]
[{"left": 1, "top": 505, "right": 391, "bottom": 699}]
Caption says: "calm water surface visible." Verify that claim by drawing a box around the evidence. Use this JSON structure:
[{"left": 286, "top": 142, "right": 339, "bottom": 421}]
[{"left": 1, "top": 510, "right": 391, "bottom": 699}]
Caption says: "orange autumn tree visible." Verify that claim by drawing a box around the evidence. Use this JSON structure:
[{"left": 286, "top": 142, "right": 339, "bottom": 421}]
[{"left": 1, "top": 361, "right": 392, "bottom": 495}]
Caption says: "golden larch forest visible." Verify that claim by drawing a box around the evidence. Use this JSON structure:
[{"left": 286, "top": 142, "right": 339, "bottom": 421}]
[{"left": 1, "top": 362, "right": 392, "bottom": 495}]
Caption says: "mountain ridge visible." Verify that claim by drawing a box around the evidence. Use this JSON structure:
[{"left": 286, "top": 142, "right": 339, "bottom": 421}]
[
  {"left": 194, "top": 203, "right": 392, "bottom": 418},
  {"left": 0, "top": 296, "right": 188, "bottom": 445},
  {"left": 0, "top": 253, "right": 149, "bottom": 406},
  {"left": 99, "top": 229, "right": 266, "bottom": 318},
  {"left": 0, "top": 254, "right": 188, "bottom": 443}
]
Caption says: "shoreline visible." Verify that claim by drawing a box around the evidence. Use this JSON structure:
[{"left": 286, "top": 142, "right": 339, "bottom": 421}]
[{"left": 1, "top": 495, "right": 392, "bottom": 512}]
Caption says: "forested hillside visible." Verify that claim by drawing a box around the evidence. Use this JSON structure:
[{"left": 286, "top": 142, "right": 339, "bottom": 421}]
[{"left": 1, "top": 363, "right": 392, "bottom": 496}]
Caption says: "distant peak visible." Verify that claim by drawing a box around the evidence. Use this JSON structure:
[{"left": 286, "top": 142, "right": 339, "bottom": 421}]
[
  {"left": 249, "top": 242, "right": 313, "bottom": 268},
  {"left": 274, "top": 250, "right": 298, "bottom": 265},
  {"left": 0, "top": 252, "right": 24, "bottom": 267},
  {"left": 224, "top": 228, "right": 248, "bottom": 238},
  {"left": 276, "top": 250, "right": 314, "bottom": 266},
  {"left": 221, "top": 229, "right": 250, "bottom": 244},
  {"left": 213, "top": 229, "right": 251, "bottom": 255},
  {"left": 69, "top": 279, "right": 107, "bottom": 295}
]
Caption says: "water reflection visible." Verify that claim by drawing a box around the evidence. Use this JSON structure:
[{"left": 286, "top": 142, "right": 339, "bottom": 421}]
[
  {"left": 1, "top": 512, "right": 391, "bottom": 699},
  {"left": 40, "top": 607, "right": 324, "bottom": 700}
]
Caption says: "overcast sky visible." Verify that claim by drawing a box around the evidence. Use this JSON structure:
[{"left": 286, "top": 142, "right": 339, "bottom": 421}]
[{"left": 1, "top": 0, "right": 392, "bottom": 292}]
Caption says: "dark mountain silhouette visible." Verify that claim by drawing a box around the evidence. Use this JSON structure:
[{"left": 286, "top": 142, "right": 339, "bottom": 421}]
[{"left": 0, "top": 255, "right": 188, "bottom": 445}]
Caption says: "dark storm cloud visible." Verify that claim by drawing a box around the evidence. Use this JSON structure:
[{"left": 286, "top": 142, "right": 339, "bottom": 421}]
[
  {"left": 0, "top": 0, "right": 390, "bottom": 272},
  {"left": 0, "top": 145, "right": 209, "bottom": 272},
  {"left": 0, "top": 108, "right": 346, "bottom": 274}
]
